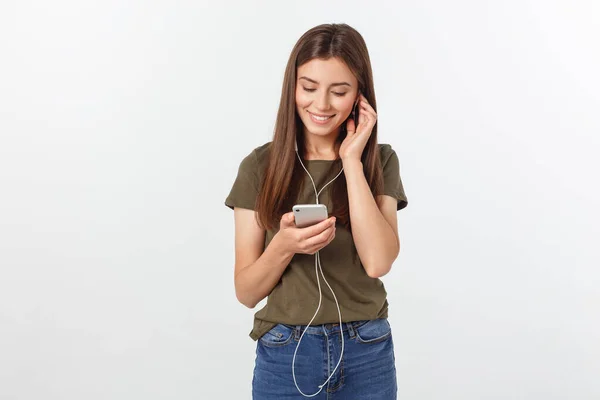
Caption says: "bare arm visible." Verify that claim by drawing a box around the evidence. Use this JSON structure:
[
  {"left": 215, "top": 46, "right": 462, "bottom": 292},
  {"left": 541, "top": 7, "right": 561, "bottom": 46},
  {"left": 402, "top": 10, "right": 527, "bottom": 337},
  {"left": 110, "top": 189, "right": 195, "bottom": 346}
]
[
  {"left": 232, "top": 208, "right": 293, "bottom": 308},
  {"left": 232, "top": 208, "right": 336, "bottom": 308},
  {"left": 343, "top": 159, "right": 400, "bottom": 278}
]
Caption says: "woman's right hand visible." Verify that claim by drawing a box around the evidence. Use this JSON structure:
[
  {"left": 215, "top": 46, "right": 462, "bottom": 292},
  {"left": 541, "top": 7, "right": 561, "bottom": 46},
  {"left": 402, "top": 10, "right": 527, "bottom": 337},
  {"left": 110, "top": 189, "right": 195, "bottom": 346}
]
[{"left": 275, "top": 212, "right": 336, "bottom": 256}]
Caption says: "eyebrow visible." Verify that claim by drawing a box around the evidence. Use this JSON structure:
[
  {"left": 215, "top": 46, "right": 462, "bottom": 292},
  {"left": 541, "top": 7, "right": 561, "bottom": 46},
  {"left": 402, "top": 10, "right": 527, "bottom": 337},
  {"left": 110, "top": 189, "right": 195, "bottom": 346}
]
[{"left": 298, "top": 76, "right": 352, "bottom": 88}]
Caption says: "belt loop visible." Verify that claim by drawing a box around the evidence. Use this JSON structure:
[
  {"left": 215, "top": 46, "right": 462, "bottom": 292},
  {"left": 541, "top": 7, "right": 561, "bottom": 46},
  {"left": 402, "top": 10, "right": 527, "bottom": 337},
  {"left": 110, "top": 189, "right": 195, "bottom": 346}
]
[
  {"left": 294, "top": 325, "right": 301, "bottom": 340},
  {"left": 347, "top": 322, "right": 355, "bottom": 338}
]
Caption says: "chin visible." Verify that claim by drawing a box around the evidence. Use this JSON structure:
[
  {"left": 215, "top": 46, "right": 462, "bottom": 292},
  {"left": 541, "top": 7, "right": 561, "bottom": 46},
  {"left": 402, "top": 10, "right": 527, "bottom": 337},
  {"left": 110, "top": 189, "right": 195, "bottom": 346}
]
[
  {"left": 306, "top": 128, "right": 340, "bottom": 137},
  {"left": 302, "top": 119, "right": 342, "bottom": 136},
  {"left": 306, "top": 127, "right": 334, "bottom": 134}
]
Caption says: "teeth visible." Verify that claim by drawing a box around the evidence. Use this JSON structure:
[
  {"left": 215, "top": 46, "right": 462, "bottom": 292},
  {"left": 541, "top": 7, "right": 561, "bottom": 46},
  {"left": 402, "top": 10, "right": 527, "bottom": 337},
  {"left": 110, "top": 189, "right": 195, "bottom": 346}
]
[{"left": 310, "top": 112, "right": 333, "bottom": 121}]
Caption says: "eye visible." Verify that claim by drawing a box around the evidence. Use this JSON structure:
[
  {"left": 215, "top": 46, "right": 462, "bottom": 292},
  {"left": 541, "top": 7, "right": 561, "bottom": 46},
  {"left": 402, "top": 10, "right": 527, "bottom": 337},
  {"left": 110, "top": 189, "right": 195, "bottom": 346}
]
[{"left": 302, "top": 87, "right": 347, "bottom": 97}]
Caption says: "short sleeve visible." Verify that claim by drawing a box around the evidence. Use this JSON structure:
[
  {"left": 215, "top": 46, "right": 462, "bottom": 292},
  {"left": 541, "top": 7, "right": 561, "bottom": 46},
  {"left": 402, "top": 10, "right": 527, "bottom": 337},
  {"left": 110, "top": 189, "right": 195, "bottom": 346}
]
[
  {"left": 224, "top": 150, "right": 260, "bottom": 211},
  {"left": 381, "top": 145, "right": 408, "bottom": 211}
]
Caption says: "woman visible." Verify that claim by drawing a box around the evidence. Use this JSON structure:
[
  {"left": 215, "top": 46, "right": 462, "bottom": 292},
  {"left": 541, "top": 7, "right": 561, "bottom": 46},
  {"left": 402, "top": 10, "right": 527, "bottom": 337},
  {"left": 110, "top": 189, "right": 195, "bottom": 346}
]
[{"left": 225, "top": 23, "right": 408, "bottom": 399}]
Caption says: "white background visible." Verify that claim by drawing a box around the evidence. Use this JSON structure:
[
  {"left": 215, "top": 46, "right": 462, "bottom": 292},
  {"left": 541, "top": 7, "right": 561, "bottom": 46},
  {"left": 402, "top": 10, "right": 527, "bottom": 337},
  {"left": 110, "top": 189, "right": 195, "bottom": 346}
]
[{"left": 1, "top": 1, "right": 599, "bottom": 399}]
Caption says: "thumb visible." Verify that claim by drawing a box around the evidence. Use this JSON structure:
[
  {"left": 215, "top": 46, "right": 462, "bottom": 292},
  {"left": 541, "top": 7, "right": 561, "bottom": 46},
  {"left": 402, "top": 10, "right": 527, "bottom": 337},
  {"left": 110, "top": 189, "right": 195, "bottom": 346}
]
[
  {"left": 286, "top": 212, "right": 295, "bottom": 224},
  {"left": 281, "top": 212, "right": 295, "bottom": 227}
]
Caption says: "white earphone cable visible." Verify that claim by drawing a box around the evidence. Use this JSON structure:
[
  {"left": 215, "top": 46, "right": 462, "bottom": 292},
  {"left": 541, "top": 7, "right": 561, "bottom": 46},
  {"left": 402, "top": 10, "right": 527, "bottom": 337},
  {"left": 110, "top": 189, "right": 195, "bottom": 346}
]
[{"left": 291, "top": 147, "right": 346, "bottom": 397}]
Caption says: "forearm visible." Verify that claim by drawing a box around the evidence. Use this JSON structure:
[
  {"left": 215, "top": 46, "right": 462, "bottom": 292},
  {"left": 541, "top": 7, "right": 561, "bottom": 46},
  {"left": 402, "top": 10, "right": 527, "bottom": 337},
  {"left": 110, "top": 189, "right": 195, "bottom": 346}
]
[
  {"left": 234, "top": 234, "right": 294, "bottom": 308},
  {"left": 343, "top": 159, "right": 399, "bottom": 278}
]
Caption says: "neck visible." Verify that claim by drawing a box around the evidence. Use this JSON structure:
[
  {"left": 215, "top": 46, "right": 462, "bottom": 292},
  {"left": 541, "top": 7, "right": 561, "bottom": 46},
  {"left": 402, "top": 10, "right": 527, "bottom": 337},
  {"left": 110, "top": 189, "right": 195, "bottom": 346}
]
[{"left": 302, "top": 129, "right": 341, "bottom": 160}]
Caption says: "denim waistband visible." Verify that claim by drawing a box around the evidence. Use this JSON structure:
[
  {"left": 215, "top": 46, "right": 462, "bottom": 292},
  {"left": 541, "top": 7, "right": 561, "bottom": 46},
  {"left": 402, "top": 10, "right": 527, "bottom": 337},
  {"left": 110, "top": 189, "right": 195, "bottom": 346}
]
[{"left": 281, "top": 320, "right": 371, "bottom": 336}]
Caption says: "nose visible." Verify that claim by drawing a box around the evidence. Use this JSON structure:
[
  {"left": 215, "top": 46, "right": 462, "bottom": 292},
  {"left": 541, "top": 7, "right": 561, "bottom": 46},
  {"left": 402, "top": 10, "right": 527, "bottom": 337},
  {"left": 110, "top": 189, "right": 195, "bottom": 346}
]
[{"left": 314, "top": 91, "right": 331, "bottom": 111}]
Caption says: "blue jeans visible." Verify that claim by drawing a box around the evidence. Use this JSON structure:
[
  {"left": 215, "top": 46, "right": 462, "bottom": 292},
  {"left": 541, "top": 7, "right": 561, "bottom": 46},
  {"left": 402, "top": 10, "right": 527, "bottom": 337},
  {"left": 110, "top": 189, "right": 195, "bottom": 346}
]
[{"left": 252, "top": 318, "right": 397, "bottom": 399}]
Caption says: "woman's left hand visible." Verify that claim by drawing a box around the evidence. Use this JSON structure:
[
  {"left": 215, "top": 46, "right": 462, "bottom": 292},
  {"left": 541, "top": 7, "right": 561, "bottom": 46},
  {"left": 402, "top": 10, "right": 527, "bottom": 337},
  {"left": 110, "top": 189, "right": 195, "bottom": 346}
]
[{"left": 339, "top": 93, "right": 378, "bottom": 162}]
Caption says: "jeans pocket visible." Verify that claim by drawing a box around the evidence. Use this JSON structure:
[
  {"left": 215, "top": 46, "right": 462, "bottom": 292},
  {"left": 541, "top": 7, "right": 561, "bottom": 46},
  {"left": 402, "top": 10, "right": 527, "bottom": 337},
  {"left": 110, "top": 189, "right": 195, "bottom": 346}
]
[
  {"left": 259, "top": 324, "right": 295, "bottom": 347},
  {"left": 354, "top": 318, "right": 392, "bottom": 344}
]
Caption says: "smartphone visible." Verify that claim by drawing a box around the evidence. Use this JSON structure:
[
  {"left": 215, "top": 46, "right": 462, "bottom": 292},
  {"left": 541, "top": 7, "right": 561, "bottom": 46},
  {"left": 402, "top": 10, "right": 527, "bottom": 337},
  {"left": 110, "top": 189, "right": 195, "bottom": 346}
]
[
  {"left": 352, "top": 93, "right": 360, "bottom": 125},
  {"left": 292, "top": 204, "right": 328, "bottom": 228}
]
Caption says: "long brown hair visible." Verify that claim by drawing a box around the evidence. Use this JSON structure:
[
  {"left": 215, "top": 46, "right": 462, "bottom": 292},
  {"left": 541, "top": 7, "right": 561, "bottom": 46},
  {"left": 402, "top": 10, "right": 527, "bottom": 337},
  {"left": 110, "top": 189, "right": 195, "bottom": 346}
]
[{"left": 256, "top": 23, "right": 383, "bottom": 231}]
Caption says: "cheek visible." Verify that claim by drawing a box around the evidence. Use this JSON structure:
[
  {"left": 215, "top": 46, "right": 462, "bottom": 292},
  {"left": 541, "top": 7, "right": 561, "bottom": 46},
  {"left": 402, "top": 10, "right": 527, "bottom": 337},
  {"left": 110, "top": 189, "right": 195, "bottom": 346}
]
[
  {"left": 295, "top": 91, "right": 310, "bottom": 108},
  {"left": 334, "top": 98, "right": 355, "bottom": 115}
]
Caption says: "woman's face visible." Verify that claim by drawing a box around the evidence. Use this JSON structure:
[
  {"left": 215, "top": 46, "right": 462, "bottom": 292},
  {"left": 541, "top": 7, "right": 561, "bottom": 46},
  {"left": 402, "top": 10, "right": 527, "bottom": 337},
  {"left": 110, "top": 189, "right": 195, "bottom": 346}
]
[{"left": 295, "top": 57, "right": 359, "bottom": 137}]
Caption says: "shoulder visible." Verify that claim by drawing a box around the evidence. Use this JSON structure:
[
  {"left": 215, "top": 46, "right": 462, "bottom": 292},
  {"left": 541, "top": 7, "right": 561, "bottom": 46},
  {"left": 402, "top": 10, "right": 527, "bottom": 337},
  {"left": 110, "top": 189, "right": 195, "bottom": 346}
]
[
  {"left": 253, "top": 141, "right": 272, "bottom": 165},
  {"left": 377, "top": 143, "right": 397, "bottom": 166},
  {"left": 238, "top": 141, "right": 271, "bottom": 175}
]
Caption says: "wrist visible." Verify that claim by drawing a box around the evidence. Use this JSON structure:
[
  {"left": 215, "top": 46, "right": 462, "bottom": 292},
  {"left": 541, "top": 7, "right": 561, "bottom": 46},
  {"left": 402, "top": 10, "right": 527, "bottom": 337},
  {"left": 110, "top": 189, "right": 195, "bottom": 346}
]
[
  {"left": 342, "top": 157, "right": 363, "bottom": 170},
  {"left": 272, "top": 231, "right": 295, "bottom": 260}
]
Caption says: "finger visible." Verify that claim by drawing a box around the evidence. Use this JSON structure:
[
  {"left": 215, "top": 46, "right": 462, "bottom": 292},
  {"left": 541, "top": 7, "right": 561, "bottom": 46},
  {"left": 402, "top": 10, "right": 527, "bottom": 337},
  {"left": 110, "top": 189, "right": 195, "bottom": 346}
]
[
  {"left": 359, "top": 98, "right": 377, "bottom": 117},
  {"left": 360, "top": 107, "right": 377, "bottom": 126},
  {"left": 357, "top": 107, "right": 367, "bottom": 128},
  {"left": 307, "top": 225, "right": 336, "bottom": 253},
  {"left": 304, "top": 224, "right": 335, "bottom": 248},
  {"left": 362, "top": 109, "right": 377, "bottom": 123},
  {"left": 325, "top": 225, "right": 336, "bottom": 244},
  {"left": 280, "top": 212, "right": 295, "bottom": 227},
  {"left": 300, "top": 219, "right": 335, "bottom": 243},
  {"left": 359, "top": 109, "right": 375, "bottom": 128},
  {"left": 360, "top": 108, "right": 372, "bottom": 120},
  {"left": 346, "top": 118, "right": 355, "bottom": 136},
  {"left": 300, "top": 217, "right": 336, "bottom": 238}
]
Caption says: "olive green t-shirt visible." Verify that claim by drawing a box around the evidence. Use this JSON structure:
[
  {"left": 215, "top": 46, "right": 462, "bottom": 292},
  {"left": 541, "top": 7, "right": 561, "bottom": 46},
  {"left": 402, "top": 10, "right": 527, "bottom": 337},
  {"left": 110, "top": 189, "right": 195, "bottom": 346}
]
[{"left": 225, "top": 142, "right": 408, "bottom": 341}]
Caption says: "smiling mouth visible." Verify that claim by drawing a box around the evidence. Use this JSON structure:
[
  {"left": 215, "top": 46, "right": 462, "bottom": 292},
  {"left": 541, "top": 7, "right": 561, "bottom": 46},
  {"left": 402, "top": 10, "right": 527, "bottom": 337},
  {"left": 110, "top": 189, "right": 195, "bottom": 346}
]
[{"left": 308, "top": 111, "right": 335, "bottom": 122}]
